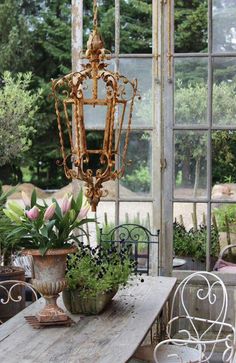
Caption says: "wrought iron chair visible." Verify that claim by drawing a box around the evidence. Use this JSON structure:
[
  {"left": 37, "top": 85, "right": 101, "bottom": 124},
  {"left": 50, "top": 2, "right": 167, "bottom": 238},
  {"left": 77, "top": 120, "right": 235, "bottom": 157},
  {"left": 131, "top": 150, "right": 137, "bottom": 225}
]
[
  {"left": 153, "top": 271, "right": 235, "bottom": 363},
  {"left": 99, "top": 223, "right": 160, "bottom": 275},
  {"left": 0, "top": 280, "right": 39, "bottom": 324}
]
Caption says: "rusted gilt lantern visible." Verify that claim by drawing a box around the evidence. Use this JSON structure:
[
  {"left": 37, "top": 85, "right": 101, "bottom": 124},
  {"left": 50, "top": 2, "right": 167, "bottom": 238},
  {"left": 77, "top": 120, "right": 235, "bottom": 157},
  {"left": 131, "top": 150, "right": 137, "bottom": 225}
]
[{"left": 52, "top": 2, "right": 138, "bottom": 211}]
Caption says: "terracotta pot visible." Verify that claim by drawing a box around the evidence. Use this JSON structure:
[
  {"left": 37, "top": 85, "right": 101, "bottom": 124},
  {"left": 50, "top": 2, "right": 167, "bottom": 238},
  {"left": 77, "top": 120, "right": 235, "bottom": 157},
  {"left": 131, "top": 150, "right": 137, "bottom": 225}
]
[
  {"left": 0, "top": 266, "right": 25, "bottom": 322},
  {"left": 23, "top": 247, "right": 77, "bottom": 323},
  {"left": 62, "top": 287, "right": 118, "bottom": 315}
]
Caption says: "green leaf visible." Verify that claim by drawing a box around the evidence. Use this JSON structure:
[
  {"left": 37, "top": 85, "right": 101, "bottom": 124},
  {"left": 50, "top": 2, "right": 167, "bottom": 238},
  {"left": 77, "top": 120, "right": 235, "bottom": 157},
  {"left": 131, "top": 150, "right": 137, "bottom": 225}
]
[
  {"left": 75, "top": 189, "right": 83, "bottom": 212},
  {"left": 6, "top": 226, "right": 26, "bottom": 240},
  {"left": 40, "top": 225, "right": 48, "bottom": 238},
  {"left": 7, "top": 201, "right": 24, "bottom": 216},
  {"left": 46, "top": 219, "right": 56, "bottom": 233},
  {"left": 76, "top": 218, "right": 95, "bottom": 227},
  {"left": 52, "top": 198, "right": 62, "bottom": 220},
  {"left": 61, "top": 212, "right": 70, "bottom": 229},
  {"left": 31, "top": 189, "right": 37, "bottom": 207},
  {"left": 39, "top": 246, "right": 49, "bottom": 256},
  {"left": 3, "top": 209, "right": 21, "bottom": 223}
]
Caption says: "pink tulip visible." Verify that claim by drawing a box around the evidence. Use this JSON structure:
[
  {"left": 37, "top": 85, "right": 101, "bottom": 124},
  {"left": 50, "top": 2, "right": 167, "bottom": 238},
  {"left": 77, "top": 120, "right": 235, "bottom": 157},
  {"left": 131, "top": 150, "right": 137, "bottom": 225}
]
[
  {"left": 26, "top": 206, "right": 39, "bottom": 221},
  {"left": 21, "top": 191, "right": 31, "bottom": 207},
  {"left": 44, "top": 203, "right": 56, "bottom": 221},
  {"left": 61, "top": 195, "right": 72, "bottom": 215},
  {"left": 78, "top": 205, "right": 90, "bottom": 220}
]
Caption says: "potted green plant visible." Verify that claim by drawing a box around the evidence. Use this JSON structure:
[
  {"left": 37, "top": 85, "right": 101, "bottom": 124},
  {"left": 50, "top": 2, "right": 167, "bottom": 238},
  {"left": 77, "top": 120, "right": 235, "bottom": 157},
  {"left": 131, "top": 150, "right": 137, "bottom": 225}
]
[
  {"left": 63, "top": 242, "right": 135, "bottom": 315},
  {"left": 3, "top": 189, "right": 93, "bottom": 323},
  {"left": 0, "top": 184, "right": 26, "bottom": 322}
]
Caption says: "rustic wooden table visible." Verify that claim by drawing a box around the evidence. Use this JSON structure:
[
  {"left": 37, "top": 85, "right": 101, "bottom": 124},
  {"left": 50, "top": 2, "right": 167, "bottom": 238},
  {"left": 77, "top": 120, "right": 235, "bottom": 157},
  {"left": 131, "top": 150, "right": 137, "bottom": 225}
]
[{"left": 0, "top": 276, "right": 176, "bottom": 363}]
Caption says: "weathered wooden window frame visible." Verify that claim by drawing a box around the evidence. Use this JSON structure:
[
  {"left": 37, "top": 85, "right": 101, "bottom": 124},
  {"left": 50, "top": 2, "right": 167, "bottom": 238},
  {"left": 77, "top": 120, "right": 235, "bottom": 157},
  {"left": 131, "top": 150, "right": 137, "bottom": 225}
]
[{"left": 161, "top": 0, "right": 236, "bottom": 286}]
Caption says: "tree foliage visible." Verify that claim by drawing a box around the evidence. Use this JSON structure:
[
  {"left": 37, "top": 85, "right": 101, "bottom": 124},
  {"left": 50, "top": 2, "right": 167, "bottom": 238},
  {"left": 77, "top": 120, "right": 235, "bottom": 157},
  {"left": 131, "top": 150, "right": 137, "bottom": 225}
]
[
  {"left": 175, "top": 81, "right": 236, "bottom": 186},
  {"left": 0, "top": 0, "right": 234, "bottom": 190},
  {"left": 0, "top": 72, "right": 40, "bottom": 166},
  {"left": 174, "top": 0, "right": 208, "bottom": 53}
]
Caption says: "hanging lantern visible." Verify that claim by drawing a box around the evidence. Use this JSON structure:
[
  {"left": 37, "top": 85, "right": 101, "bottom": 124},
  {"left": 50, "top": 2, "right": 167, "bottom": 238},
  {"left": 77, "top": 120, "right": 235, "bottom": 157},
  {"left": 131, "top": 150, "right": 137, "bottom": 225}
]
[{"left": 52, "top": 1, "right": 139, "bottom": 211}]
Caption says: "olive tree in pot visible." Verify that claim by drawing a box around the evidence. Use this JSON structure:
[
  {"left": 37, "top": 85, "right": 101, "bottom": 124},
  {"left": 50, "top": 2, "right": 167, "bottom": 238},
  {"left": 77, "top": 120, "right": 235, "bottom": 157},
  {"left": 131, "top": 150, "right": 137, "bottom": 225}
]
[{"left": 3, "top": 189, "right": 93, "bottom": 324}]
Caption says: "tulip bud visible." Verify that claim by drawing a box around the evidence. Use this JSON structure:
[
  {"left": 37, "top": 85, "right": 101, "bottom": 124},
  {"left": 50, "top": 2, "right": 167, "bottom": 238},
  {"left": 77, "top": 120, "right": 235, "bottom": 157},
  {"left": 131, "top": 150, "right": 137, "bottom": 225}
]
[
  {"left": 78, "top": 205, "right": 90, "bottom": 220},
  {"left": 44, "top": 203, "right": 56, "bottom": 221},
  {"left": 21, "top": 191, "right": 31, "bottom": 207},
  {"left": 61, "top": 194, "right": 72, "bottom": 215},
  {"left": 26, "top": 206, "right": 39, "bottom": 221}
]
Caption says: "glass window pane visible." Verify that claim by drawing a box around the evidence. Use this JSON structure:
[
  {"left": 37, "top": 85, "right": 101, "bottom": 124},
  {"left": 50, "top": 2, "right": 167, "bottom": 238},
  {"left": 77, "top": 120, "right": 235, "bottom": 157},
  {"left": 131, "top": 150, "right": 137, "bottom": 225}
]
[
  {"left": 174, "top": 58, "right": 208, "bottom": 125},
  {"left": 212, "top": 58, "right": 236, "bottom": 126},
  {"left": 212, "top": 131, "right": 236, "bottom": 199},
  {"left": 120, "top": 0, "right": 152, "bottom": 54},
  {"left": 213, "top": 0, "right": 236, "bottom": 53},
  {"left": 88, "top": 202, "right": 115, "bottom": 245},
  {"left": 119, "top": 58, "right": 152, "bottom": 127},
  {"left": 119, "top": 202, "right": 152, "bottom": 227},
  {"left": 174, "top": 1, "right": 208, "bottom": 53},
  {"left": 120, "top": 131, "right": 152, "bottom": 197},
  {"left": 173, "top": 203, "right": 207, "bottom": 271},
  {"left": 174, "top": 131, "right": 207, "bottom": 199}
]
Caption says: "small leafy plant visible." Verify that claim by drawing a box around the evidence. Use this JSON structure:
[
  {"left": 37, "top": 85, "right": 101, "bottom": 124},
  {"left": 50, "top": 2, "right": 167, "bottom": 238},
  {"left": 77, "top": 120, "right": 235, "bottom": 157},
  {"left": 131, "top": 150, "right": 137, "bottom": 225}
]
[
  {"left": 66, "top": 242, "right": 135, "bottom": 297},
  {"left": 173, "top": 221, "right": 220, "bottom": 261}
]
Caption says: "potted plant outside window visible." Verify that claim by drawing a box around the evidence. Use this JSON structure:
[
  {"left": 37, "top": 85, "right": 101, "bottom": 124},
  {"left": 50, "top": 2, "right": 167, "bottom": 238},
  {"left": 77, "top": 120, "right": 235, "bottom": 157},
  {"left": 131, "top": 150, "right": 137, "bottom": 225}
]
[
  {"left": 3, "top": 189, "right": 93, "bottom": 323},
  {"left": 173, "top": 221, "right": 220, "bottom": 270},
  {"left": 63, "top": 242, "right": 135, "bottom": 315}
]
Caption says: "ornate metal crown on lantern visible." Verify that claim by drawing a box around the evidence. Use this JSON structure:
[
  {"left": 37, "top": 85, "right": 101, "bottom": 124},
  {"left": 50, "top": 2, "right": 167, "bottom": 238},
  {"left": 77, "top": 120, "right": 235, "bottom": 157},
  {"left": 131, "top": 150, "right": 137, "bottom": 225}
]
[{"left": 52, "top": 1, "right": 139, "bottom": 211}]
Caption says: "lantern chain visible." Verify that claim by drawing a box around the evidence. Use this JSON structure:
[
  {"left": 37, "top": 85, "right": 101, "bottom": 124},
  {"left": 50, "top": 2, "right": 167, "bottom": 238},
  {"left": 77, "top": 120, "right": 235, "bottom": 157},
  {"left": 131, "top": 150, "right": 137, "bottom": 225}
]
[{"left": 93, "top": 0, "right": 98, "bottom": 30}]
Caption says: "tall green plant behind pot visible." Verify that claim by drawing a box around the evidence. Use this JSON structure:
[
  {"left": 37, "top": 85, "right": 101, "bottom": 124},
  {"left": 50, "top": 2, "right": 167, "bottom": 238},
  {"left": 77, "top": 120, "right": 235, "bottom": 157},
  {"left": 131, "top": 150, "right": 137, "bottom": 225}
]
[{"left": 62, "top": 287, "right": 118, "bottom": 315}]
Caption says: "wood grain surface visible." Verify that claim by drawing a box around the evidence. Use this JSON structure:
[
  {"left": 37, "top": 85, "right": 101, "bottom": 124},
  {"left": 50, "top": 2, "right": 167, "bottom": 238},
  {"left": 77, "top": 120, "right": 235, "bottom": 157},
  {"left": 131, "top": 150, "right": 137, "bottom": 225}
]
[{"left": 0, "top": 276, "right": 176, "bottom": 363}]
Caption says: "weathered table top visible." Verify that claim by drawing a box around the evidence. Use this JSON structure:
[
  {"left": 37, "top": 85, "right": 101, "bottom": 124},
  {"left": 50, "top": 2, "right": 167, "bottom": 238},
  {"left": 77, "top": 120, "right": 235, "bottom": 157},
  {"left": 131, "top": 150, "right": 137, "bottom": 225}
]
[{"left": 0, "top": 276, "right": 176, "bottom": 363}]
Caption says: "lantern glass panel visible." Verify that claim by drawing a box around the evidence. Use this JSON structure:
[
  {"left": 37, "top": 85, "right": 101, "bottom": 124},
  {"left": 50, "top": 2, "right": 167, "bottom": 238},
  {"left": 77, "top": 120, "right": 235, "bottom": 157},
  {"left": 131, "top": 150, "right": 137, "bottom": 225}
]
[
  {"left": 83, "top": 104, "right": 108, "bottom": 129},
  {"left": 79, "top": 130, "right": 115, "bottom": 177}
]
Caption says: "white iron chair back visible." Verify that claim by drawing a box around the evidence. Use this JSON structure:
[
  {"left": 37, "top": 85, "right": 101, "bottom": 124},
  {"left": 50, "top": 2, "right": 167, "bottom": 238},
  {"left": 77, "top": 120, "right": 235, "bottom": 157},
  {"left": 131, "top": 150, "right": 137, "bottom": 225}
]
[
  {"left": 0, "top": 280, "right": 39, "bottom": 324},
  {"left": 154, "top": 271, "right": 235, "bottom": 363}
]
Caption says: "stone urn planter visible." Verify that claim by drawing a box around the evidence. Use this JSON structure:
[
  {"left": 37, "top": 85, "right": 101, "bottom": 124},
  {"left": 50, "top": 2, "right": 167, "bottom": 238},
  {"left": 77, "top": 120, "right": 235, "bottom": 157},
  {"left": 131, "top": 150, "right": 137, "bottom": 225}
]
[
  {"left": 23, "top": 247, "right": 77, "bottom": 323},
  {"left": 62, "top": 287, "right": 118, "bottom": 315}
]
